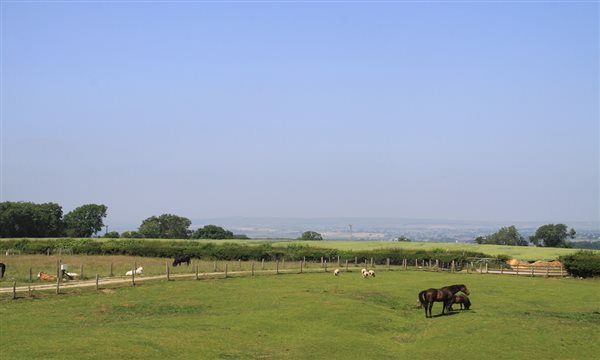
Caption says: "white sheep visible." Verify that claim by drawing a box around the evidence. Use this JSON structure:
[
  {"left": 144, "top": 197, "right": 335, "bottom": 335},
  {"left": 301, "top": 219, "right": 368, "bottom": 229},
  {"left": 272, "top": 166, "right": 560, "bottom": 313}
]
[
  {"left": 368, "top": 270, "right": 375, "bottom": 277},
  {"left": 334, "top": 268, "right": 340, "bottom": 276},
  {"left": 361, "top": 269, "right": 370, "bottom": 278},
  {"left": 126, "top": 266, "right": 143, "bottom": 276}
]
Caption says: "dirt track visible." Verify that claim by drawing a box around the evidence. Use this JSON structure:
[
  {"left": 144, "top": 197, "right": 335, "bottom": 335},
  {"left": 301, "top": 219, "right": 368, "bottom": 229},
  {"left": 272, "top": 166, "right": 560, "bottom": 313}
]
[{"left": 0, "top": 268, "right": 317, "bottom": 294}]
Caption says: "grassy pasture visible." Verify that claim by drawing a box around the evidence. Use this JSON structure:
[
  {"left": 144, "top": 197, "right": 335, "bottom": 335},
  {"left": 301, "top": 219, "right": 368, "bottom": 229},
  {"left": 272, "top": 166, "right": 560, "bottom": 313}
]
[
  {"left": 0, "top": 255, "right": 333, "bottom": 288},
  {"left": 2, "top": 237, "right": 591, "bottom": 261},
  {"left": 273, "top": 240, "right": 585, "bottom": 259},
  {"left": 1, "top": 266, "right": 599, "bottom": 359}
]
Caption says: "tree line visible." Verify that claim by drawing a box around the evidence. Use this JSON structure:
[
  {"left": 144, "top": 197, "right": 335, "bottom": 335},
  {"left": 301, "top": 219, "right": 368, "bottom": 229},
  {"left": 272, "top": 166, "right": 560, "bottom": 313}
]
[
  {"left": 0, "top": 202, "right": 107, "bottom": 238},
  {"left": 0, "top": 202, "right": 245, "bottom": 240},
  {"left": 475, "top": 224, "right": 577, "bottom": 248}
]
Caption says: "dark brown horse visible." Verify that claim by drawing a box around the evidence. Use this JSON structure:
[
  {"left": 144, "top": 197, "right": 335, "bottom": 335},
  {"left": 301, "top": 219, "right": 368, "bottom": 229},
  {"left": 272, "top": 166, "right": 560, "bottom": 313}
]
[
  {"left": 449, "top": 293, "right": 471, "bottom": 310},
  {"left": 418, "top": 284, "right": 469, "bottom": 318}
]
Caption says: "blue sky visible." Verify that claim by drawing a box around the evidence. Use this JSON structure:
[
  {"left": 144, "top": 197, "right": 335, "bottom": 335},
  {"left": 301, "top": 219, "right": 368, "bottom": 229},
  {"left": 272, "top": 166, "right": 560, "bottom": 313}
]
[{"left": 1, "top": 1, "right": 598, "bottom": 228}]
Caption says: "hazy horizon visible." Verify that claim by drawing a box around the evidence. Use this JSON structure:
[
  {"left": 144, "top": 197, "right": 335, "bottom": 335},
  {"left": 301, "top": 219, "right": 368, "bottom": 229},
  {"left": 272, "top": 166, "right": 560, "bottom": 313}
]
[{"left": 2, "top": 2, "right": 598, "bottom": 227}]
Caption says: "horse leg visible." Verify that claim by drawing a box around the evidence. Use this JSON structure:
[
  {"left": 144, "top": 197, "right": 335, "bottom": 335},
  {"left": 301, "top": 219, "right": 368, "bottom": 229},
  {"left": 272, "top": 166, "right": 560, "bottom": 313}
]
[{"left": 427, "top": 302, "right": 433, "bottom": 318}]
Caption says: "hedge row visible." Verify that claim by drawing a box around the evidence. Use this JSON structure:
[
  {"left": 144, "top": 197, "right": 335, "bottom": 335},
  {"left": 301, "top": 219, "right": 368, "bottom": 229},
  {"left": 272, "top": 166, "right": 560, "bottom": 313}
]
[
  {"left": 0, "top": 238, "right": 487, "bottom": 265},
  {"left": 560, "top": 250, "right": 600, "bottom": 278},
  {"left": 6, "top": 239, "right": 596, "bottom": 277}
]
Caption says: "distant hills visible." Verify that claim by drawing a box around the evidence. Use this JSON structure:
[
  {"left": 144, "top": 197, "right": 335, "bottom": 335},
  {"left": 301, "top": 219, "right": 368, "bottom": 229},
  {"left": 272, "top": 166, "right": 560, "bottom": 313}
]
[{"left": 187, "top": 217, "right": 600, "bottom": 242}]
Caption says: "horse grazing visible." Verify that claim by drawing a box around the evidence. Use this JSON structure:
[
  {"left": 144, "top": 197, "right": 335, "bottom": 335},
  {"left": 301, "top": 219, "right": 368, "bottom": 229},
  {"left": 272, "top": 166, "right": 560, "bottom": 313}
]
[
  {"left": 418, "top": 284, "right": 470, "bottom": 318},
  {"left": 172, "top": 254, "right": 191, "bottom": 267},
  {"left": 449, "top": 293, "right": 471, "bottom": 311},
  {"left": 0, "top": 263, "right": 5, "bottom": 279}
]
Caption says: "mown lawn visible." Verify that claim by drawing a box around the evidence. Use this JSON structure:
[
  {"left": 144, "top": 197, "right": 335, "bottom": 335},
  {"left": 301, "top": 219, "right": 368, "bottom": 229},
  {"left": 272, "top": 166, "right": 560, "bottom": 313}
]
[{"left": 1, "top": 270, "right": 599, "bottom": 359}]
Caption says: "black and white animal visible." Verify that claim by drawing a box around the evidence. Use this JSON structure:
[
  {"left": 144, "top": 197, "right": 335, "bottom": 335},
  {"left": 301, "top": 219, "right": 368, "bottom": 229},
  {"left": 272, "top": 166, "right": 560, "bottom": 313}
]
[{"left": 172, "top": 254, "right": 191, "bottom": 267}]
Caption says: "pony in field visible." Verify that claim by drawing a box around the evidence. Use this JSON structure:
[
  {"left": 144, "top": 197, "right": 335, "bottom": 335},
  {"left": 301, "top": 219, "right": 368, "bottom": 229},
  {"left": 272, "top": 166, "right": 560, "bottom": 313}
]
[
  {"left": 173, "top": 254, "right": 191, "bottom": 267},
  {"left": 0, "top": 262, "right": 5, "bottom": 279},
  {"left": 418, "top": 284, "right": 469, "bottom": 318},
  {"left": 449, "top": 293, "right": 471, "bottom": 311}
]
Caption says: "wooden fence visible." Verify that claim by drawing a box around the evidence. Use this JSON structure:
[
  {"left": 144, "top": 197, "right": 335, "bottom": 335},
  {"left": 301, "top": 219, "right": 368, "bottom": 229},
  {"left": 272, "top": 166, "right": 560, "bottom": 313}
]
[{"left": 1, "top": 257, "right": 568, "bottom": 299}]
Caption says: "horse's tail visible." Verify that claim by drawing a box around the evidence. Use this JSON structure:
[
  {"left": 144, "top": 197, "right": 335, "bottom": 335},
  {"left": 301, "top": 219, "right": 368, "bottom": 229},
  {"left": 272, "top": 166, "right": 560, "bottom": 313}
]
[{"left": 418, "top": 290, "right": 427, "bottom": 307}]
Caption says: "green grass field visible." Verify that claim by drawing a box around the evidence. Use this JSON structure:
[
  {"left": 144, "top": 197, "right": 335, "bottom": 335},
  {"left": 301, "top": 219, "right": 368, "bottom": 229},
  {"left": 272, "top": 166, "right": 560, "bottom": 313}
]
[
  {"left": 272, "top": 240, "right": 585, "bottom": 259},
  {"left": 1, "top": 267, "right": 599, "bottom": 359},
  {"left": 3, "top": 237, "right": 592, "bottom": 261}
]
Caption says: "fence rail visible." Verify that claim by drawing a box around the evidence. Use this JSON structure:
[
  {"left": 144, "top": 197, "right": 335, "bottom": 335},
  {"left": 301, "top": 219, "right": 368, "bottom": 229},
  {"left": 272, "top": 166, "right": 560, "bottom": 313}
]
[{"left": 1, "top": 256, "right": 569, "bottom": 299}]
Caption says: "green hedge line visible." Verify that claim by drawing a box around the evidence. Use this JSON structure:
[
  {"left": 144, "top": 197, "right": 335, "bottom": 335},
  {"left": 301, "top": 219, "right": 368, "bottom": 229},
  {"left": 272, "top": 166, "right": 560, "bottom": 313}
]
[
  {"left": 560, "top": 250, "right": 600, "bottom": 278},
  {"left": 0, "top": 238, "right": 488, "bottom": 265}
]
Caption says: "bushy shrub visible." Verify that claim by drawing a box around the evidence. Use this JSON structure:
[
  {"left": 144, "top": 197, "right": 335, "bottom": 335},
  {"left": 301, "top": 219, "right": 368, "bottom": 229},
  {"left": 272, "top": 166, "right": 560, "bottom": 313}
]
[{"left": 560, "top": 250, "right": 600, "bottom": 278}]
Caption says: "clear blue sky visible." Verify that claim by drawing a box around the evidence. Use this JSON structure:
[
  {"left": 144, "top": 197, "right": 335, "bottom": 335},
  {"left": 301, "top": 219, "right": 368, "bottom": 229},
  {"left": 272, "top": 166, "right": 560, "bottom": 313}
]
[{"left": 1, "top": 1, "right": 598, "bottom": 228}]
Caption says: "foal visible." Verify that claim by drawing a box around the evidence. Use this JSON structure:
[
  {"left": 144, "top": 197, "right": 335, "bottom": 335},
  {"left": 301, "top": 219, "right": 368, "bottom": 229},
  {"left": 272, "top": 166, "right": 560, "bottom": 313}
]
[{"left": 449, "top": 293, "right": 471, "bottom": 311}]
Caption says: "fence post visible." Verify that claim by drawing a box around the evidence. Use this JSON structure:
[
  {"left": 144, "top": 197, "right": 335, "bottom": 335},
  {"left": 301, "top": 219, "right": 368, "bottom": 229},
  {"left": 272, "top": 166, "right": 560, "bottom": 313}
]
[
  {"left": 96, "top": 274, "right": 99, "bottom": 291},
  {"left": 337, "top": 256, "right": 340, "bottom": 267},
  {"left": 238, "top": 259, "right": 241, "bottom": 271},
  {"left": 282, "top": 258, "right": 285, "bottom": 270},
  {"left": 276, "top": 259, "right": 280, "bottom": 274},
  {"left": 485, "top": 263, "right": 488, "bottom": 274},
  {"left": 13, "top": 281, "right": 17, "bottom": 300},
  {"left": 262, "top": 259, "right": 265, "bottom": 271},
  {"left": 166, "top": 263, "right": 170, "bottom": 281},
  {"left": 500, "top": 264, "right": 504, "bottom": 274},
  {"left": 355, "top": 257, "right": 358, "bottom": 266},
  {"left": 345, "top": 260, "right": 349, "bottom": 272},
  {"left": 196, "top": 265, "right": 199, "bottom": 280},
  {"left": 225, "top": 263, "right": 228, "bottom": 278},
  {"left": 451, "top": 261, "right": 455, "bottom": 273},
  {"left": 252, "top": 262, "right": 255, "bottom": 276},
  {"left": 29, "top": 267, "right": 32, "bottom": 283},
  {"left": 300, "top": 261, "right": 303, "bottom": 274},
  {"left": 321, "top": 257, "right": 323, "bottom": 267},
  {"left": 324, "top": 260, "right": 327, "bottom": 272},
  {"left": 387, "top": 258, "right": 390, "bottom": 271}
]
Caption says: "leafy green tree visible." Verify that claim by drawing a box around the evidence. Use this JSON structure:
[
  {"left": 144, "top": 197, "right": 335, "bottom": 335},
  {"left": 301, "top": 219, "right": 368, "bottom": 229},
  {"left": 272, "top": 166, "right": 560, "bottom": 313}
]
[
  {"left": 103, "top": 231, "right": 120, "bottom": 238},
  {"left": 298, "top": 231, "right": 323, "bottom": 241},
  {"left": 0, "top": 202, "right": 64, "bottom": 237},
  {"left": 396, "top": 236, "right": 412, "bottom": 242},
  {"left": 474, "top": 225, "right": 528, "bottom": 246},
  {"left": 529, "top": 224, "right": 576, "bottom": 248},
  {"left": 138, "top": 214, "right": 192, "bottom": 239},
  {"left": 121, "top": 231, "right": 143, "bottom": 238},
  {"left": 63, "top": 204, "right": 108, "bottom": 237},
  {"left": 191, "top": 224, "right": 234, "bottom": 239}
]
